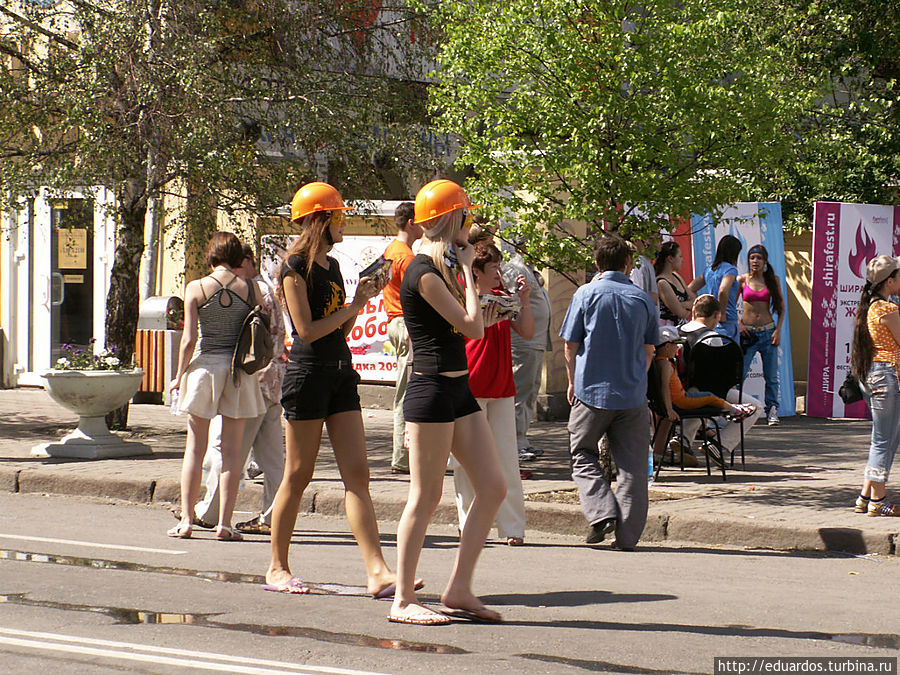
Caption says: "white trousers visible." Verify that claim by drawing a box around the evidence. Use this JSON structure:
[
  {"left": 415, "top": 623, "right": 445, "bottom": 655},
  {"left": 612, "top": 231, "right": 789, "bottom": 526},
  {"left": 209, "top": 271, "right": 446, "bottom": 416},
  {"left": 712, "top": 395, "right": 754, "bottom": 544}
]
[
  {"left": 451, "top": 396, "right": 526, "bottom": 539},
  {"left": 195, "top": 397, "right": 285, "bottom": 525},
  {"left": 682, "top": 389, "right": 763, "bottom": 453}
]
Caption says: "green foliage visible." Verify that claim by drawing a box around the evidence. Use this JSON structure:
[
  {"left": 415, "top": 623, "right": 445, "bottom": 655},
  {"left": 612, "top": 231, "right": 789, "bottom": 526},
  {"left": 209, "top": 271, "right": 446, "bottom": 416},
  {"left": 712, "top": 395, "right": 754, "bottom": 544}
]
[{"left": 422, "top": 0, "right": 815, "bottom": 273}]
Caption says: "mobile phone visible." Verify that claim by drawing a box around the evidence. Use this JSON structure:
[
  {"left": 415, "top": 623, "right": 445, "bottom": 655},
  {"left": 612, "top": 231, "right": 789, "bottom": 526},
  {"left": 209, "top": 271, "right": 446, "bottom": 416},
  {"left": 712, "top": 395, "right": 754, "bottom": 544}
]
[{"left": 359, "top": 255, "right": 390, "bottom": 280}]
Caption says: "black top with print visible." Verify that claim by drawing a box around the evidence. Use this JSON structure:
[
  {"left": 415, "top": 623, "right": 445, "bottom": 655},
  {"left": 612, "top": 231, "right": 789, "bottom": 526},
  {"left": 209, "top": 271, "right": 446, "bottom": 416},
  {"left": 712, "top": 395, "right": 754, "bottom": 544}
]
[
  {"left": 283, "top": 254, "right": 352, "bottom": 363},
  {"left": 400, "top": 254, "right": 467, "bottom": 374}
]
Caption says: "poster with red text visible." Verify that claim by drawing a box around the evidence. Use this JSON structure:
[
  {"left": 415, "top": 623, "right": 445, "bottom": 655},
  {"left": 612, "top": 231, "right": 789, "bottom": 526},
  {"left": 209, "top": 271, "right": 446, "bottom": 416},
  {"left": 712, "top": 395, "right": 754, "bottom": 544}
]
[{"left": 807, "top": 203, "right": 900, "bottom": 418}]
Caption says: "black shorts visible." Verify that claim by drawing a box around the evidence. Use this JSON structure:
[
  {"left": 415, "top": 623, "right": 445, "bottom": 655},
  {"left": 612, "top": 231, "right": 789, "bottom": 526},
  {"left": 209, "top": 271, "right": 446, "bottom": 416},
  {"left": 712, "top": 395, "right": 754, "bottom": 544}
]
[
  {"left": 403, "top": 372, "right": 482, "bottom": 423},
  {"left": 281, "top": 361, "right": 361, "bottom": 421}
]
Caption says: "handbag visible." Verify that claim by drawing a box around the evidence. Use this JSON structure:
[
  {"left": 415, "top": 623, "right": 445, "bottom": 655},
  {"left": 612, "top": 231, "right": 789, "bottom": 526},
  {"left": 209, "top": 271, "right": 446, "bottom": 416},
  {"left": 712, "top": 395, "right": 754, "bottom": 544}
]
[
  {"left": 837, "top": 371, "right": 864, "bottom": 405},
  {"left": 232, "top": 280, "right": 274, "bottom": 383}
]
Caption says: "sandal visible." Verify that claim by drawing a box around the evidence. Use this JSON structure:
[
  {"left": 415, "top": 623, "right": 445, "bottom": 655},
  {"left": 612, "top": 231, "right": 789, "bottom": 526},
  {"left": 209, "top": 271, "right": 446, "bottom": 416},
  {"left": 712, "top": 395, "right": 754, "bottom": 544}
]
[
  {"left": 216, "top": 526, "right": 244, "bottom": 541},
  {"left": 167, "top": 521, "right": 192, "bottom": 539}
]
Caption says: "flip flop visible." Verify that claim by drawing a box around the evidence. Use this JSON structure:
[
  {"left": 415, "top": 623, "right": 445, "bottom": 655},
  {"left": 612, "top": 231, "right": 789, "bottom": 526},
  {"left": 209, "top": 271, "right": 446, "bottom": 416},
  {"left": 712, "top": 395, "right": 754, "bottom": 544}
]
[
  {"left": 441, "top": 606, "right": 503, "bottom": 623},
  {"left": 166, "top": 522, "right": 192, "bottom": 539},
  {"left": 262, "top": 577, "right": 310, "bottom": 594},
  {"left": 372, "top": 578, "right": 425, "bottom": 600},
  {"left": 388, "top": 609, "right": 451, "bottom": 626}
]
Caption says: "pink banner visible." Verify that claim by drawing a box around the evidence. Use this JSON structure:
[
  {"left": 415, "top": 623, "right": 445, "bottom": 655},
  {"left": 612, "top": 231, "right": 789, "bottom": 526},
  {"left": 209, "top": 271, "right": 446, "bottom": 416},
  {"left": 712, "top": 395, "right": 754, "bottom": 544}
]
[
  {"left": 808, "top": 202, "right": 900, "bottom": 418},
  {"left": 808, "top": 203, "right": 841, "bottom": 418}
]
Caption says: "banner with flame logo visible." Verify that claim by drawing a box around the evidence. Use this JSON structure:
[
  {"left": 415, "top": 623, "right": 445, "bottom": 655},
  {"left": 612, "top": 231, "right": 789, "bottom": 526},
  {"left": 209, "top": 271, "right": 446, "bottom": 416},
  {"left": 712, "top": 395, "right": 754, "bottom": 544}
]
[
  {"left": 690, "top": 202, "right": 796, "bottom": 416},
  {"left": 808, "top": 202, "right": 900, "bottom": 418}
]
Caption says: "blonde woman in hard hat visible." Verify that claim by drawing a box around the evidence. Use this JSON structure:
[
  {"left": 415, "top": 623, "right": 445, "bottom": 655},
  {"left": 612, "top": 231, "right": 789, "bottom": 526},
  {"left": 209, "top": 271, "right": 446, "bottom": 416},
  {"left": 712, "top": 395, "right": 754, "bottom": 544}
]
[
  {"left": 263, "top": 182, "right": 408, "bottom": 598},
  {"left": 389, "top": 180, "right": 507, "bottom": 626}
]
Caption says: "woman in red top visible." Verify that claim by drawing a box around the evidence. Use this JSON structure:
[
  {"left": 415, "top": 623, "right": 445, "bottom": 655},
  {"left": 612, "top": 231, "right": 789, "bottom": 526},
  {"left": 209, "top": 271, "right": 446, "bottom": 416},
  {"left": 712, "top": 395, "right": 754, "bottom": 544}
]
[{"left": 453, "top": 243, "right": 534, "bottom": 546}]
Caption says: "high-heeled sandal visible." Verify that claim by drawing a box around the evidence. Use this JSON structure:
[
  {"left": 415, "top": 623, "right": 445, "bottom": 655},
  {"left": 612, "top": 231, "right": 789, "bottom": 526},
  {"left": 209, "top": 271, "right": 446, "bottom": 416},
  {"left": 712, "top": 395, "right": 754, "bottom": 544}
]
[
  {"left": 167, "top": 521, "right": 192, "bottom": 539},
  {"left": 216, "top": 526, "right": 243, "bottom": 542}
]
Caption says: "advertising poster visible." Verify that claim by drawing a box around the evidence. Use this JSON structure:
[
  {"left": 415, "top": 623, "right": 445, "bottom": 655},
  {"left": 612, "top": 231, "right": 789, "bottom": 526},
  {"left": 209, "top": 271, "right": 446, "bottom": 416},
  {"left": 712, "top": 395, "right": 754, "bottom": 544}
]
[
  {"left": 807, "top": 203, "right": 900, "bottom": 418},
  {"left": 260, "top": 234, "right": 398, "bottom": 383},
  {"left": 691, "top": 202, "right": 796, "bottom": 416}
]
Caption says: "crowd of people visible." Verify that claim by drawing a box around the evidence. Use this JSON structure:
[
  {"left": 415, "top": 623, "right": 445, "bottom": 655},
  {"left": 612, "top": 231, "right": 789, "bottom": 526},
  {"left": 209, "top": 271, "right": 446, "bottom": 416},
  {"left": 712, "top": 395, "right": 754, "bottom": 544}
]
[{"left": 166, "top": 177, "right": 892, "bottom": 628}]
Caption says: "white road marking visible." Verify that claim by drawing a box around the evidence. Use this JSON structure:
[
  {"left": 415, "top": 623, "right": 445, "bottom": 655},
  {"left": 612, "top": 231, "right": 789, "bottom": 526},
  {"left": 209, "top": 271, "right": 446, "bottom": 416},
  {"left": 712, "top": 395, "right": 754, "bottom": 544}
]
[
  {"left": 0, "top": 533, "right": 185, "bottom": 555},
  {"left": 0, "top": 627, "right": 389, "bottom": 675}
]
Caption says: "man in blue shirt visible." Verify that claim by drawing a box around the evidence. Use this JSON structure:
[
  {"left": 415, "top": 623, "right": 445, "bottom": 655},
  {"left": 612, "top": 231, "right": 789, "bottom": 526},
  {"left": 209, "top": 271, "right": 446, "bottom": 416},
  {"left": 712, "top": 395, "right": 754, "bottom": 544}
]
[{"left": 560, "top": 236, "right": 659, "bottom": 549}]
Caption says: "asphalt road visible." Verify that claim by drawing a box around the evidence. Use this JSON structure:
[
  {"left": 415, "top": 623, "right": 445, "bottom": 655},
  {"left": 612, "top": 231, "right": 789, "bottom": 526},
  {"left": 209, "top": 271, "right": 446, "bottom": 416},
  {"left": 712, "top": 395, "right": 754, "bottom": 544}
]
[{"left": 1, "top": 492, "right": 898, "bottom": 674}]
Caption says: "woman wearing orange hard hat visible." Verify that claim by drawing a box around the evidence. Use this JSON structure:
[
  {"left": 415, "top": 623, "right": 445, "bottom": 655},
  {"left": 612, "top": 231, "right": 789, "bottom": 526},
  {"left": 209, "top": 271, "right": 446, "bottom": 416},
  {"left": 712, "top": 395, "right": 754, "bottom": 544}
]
[
  {"left": 389, "top": 179, "right": 507, "bottom": 626},
  {"left": 264, "top": 182, "right": 406, "bottom": 598}
]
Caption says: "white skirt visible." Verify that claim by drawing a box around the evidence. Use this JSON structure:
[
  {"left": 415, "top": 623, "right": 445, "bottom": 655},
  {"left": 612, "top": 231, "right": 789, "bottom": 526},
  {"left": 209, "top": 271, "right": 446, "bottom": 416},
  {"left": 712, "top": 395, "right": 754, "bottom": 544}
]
[{"left": 178, "top": 352, "right": 265, "bottom": 419}]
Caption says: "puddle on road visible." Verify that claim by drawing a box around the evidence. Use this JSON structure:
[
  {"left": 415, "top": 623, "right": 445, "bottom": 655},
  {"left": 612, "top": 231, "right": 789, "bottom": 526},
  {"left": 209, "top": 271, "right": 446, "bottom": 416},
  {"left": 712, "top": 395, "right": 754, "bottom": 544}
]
[
  {"left": 0, "top": 549, "right": 365, "bottom": 595},
  {"left": 0, "top": 593, "right": 467, "bottom": 655}
]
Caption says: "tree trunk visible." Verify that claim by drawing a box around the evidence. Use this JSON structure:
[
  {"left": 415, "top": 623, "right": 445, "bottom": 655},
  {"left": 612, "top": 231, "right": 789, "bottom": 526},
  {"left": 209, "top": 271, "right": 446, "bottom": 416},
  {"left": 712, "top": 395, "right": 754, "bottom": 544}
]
[{"left": 105, "top": 204, "right": 146, "bottom": 430}]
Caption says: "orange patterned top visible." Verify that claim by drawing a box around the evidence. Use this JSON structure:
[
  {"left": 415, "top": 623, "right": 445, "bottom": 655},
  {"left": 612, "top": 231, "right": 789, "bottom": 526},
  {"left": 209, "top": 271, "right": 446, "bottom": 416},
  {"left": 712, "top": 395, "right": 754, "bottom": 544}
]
[{"left": 868, "top": 299, "right": 900, "bottom": 366}]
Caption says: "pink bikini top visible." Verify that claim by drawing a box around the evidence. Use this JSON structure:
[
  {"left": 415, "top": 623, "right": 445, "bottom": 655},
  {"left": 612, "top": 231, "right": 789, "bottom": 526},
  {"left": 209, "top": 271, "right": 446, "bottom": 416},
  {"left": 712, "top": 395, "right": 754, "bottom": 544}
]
[{"left": 742, "top": 284, "right": 770, "bottom": 303}]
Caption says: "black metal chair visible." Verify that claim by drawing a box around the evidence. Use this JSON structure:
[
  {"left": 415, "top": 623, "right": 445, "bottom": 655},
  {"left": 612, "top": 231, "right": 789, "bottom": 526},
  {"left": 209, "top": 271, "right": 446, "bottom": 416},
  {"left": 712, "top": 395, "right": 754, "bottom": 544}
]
[
  {"left": 647, "top": 358, "right": 728, "bottom": 481},
  {"left": 683, "top": 333, "right": 747, "bottom": 467}
]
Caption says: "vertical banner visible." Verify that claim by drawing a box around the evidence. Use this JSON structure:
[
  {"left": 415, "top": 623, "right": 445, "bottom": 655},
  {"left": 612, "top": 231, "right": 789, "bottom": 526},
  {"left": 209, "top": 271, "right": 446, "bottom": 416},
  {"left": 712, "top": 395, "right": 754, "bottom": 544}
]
[
  {"left": 260, "top": 234, "right": 398, "bottom": 383},
  {"left": 690, "top": 203, "right": 796, "bottom": 416},
  {"left": 807, "top": 202, "right": 900, "bottom": 418}
]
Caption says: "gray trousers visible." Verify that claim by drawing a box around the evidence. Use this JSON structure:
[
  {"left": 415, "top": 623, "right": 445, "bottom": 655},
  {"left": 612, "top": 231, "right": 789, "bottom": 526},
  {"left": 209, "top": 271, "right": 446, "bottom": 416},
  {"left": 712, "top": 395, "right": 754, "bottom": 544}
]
[
  {"left": 387, "top": 316, "right": 411, "bottom": 470},
  {"left": 568, "top": 398, "right": 649, "bottom": 549},
  {"left": 512, "top": 346, "right": 544, "bottom": 451},
  {"left": 196, "top": 397, "right": 285, "bottom": 525}
]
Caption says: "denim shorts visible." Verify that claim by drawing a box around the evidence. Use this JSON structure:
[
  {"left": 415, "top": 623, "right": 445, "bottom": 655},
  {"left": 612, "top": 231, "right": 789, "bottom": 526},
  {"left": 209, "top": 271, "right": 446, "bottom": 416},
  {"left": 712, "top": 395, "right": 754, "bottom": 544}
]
[
  {"left": 403, "top": 372, "right": 481, "bottom": 423},
  {"left": 281, "top": 360, "right": 361, "bottom": 421}
]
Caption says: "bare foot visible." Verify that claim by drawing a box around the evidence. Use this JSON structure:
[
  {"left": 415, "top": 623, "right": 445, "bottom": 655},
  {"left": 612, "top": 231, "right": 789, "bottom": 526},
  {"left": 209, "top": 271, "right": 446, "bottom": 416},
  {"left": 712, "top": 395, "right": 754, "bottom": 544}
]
[
  {"left": 388, "top": 601, "right": 450, "bottom": 626},
  {"left": 440, "top": 588, "right": 502, "bottom": 622}
]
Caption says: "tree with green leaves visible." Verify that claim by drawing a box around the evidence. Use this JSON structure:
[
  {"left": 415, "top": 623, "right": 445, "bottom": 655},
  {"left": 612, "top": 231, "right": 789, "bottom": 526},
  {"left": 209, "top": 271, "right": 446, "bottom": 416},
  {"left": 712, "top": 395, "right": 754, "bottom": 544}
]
[
  {"left": 0, "top": 0, "right": 431, "bottom": 423},
  {"left": 422, "top": 0, "right": 818, "bottom": 277},
  {"left": 760, "top": 0, "right": 900, "bottom": 230}
]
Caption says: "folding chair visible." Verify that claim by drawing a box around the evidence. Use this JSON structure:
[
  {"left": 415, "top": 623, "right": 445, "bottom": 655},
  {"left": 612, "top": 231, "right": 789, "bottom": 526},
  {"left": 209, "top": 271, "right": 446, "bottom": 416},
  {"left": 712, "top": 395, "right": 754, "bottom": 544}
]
[
  {"left": 684, "top": 333, "right": 747, "bottom": 467},
  {"left": 647, "top": 358, "right": 728, "bottom": 481}
]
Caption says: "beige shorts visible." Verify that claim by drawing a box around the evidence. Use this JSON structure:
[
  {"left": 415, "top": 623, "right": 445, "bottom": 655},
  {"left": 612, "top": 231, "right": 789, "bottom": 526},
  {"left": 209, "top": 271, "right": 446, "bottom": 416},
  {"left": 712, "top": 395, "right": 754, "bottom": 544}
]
[{"left": 178, "top": 352, "right": 265, "bottom": 419}]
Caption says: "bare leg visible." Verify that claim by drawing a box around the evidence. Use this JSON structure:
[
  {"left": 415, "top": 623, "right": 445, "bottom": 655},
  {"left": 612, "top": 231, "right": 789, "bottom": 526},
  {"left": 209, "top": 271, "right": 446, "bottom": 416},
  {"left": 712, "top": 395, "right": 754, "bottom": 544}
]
[
  {"left": 170, "top": 414, "right": 212, "bottom": 534},
  {"left": 390, "top": 420, "right": 454, "bottom": 621},
  {"left": 862, "top": 480, "right": 885, "bottom": 500},
  {"left": 265, "top": 418, "right": 323, "bottom": 588},
  {"left": 217, "top": 415, "right": 247, "bottom": 531},
  {"left": 326, "top": 410, "right": 395, "bottom": 594},
  {"left": 441, "top": 411, "right": 506, "bottom": 618}
]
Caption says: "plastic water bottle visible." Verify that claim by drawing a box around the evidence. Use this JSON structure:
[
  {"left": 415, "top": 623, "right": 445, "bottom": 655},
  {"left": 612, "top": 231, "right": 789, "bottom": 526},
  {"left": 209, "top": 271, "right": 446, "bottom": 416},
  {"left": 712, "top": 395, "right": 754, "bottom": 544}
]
[{"left": 169, "top": 387, "right": 182, "bottom": 416}]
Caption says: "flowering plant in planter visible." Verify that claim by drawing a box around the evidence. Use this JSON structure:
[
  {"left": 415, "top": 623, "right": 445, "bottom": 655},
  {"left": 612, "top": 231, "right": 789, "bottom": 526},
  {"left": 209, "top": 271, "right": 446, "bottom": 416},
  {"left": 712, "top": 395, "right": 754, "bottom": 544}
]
[{"left": 53, "top": 339, "right": 132, "bottom": 371}]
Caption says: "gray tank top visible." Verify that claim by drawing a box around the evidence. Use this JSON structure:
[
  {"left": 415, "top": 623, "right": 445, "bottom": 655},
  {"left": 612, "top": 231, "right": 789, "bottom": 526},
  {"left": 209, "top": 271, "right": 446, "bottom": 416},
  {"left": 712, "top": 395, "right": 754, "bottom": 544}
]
[{"left": 197, "top": 275, "right": 251, "bottom": 355}]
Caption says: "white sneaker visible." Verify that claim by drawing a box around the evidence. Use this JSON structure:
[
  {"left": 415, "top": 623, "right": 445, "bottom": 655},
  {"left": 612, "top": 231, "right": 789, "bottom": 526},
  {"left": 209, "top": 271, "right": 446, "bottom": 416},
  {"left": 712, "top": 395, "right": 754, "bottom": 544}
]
[
  {"left": 518, "top": 448, "right": 538, "bottom": 462},
  {"left": 767, "top": 408, "right": 779, "bottom": 426}
]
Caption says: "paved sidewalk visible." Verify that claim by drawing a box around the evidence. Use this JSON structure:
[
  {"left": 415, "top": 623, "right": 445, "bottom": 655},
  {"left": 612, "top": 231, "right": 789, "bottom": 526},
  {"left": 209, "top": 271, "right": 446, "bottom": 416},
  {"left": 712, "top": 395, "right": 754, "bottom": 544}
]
[{"left": 0, "top": 388, "right": 897, "bottom": 555}]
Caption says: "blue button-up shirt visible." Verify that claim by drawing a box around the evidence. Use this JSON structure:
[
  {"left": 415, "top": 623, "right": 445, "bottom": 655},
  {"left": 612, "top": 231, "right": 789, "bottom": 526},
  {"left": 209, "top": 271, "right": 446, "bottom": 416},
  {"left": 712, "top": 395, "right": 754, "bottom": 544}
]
[{"left": 559, "top": 271, "right": 659, "bottom": 410}]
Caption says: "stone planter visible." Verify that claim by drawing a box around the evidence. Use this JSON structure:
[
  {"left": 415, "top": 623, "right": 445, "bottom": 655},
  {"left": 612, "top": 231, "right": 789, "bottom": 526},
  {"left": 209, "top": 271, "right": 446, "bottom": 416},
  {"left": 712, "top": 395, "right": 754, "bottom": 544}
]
[{"left": 32, "top": 369, "right": 152, "bottom": 459}]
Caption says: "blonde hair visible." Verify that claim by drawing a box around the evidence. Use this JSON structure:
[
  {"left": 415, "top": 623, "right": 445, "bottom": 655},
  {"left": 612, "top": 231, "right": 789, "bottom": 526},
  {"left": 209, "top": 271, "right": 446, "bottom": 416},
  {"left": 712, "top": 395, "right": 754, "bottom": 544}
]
[{"left": 418, "top": 210, "right": 465, "bottom": 304}]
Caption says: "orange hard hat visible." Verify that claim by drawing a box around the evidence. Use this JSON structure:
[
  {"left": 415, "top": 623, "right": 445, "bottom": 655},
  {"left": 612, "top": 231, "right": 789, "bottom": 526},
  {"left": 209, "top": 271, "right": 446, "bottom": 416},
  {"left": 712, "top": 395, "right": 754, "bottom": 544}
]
[
  {"left": 413, "top": 179, "right": 480, "bottom": 224},
  {"left": 290, "top": 182, "right": 352, "bottom": 222}
]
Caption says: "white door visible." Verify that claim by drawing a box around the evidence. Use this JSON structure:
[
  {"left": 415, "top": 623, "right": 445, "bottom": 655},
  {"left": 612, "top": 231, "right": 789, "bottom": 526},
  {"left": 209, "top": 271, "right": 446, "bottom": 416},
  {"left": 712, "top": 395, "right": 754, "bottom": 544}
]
[{"left": 16, "top": 188, "right": 113, "bottom": 386}]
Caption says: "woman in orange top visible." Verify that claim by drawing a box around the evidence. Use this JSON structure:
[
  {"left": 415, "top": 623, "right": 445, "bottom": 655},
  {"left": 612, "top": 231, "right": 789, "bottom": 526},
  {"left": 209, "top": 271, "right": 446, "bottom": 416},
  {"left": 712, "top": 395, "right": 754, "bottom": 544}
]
[{"left": 850, "top": 255, "right": 900, "bottom": 517}]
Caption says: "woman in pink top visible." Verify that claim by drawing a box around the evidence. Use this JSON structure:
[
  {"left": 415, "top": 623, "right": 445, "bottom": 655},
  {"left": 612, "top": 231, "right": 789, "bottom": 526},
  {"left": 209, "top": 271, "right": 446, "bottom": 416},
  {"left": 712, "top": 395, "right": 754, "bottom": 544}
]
[{"left": 738, "top": 244, "right": 785, "bottom": 426}]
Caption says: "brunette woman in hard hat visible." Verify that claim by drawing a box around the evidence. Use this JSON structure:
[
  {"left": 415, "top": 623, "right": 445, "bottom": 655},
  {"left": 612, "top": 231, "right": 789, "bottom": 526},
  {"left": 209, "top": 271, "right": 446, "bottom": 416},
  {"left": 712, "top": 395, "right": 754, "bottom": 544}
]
[
  {"left": 263, "top": 182, "right": 403, "bottom": 597},
  {"left": 389, "top": 179, "right": 507, "bottom": 625}
]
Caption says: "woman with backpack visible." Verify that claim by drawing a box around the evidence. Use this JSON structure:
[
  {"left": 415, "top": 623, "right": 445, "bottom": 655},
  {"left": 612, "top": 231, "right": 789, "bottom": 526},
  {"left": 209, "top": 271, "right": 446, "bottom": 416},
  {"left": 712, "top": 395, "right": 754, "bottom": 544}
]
[
  {"left": 168, "top": 231, "right": 266, "bottom": 541},
  {"left": 263, "top": 182, "right": 403, "bottom": 596}
]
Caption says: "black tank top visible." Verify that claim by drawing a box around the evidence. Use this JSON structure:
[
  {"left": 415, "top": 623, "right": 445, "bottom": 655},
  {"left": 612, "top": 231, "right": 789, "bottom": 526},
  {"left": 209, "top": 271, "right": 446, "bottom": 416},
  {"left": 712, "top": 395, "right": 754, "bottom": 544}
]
[
  {"left": 657, "top": 275, "right": 689, "bottom": 323},
  {"left": 400, "top": 255, "right": 467, "bottom": 374},
  {"left": 282, "top": 254, "right": 351, "bottom": 363}
]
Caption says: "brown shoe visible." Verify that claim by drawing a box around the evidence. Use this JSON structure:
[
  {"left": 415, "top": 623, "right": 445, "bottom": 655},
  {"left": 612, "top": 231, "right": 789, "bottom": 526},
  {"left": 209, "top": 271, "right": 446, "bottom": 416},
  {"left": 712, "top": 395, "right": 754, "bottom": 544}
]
[
  {"left": 235, "top": 516, "right": 271, "bottom": 535},
  {"left": 172, "top": 508, "right": 214, "bottom": 529}
]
